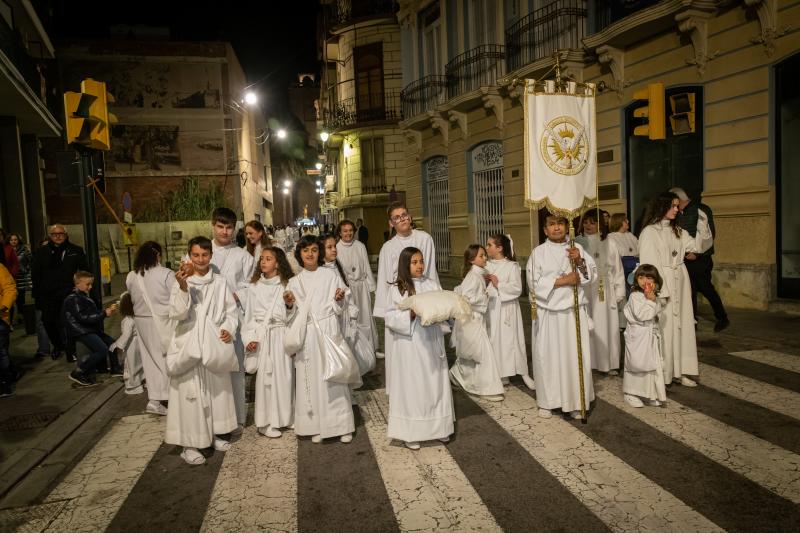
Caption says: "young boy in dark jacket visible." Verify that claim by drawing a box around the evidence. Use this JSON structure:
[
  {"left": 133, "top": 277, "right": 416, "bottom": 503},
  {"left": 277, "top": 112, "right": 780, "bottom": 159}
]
[{"left": 62, "top": 271, "right": 120, "bottom": 386}]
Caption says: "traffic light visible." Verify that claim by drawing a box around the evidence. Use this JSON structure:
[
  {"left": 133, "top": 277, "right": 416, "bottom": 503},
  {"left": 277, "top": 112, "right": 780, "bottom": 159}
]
[
  {"left": 669, "top": 92, "right": 696, "bottom": 135},
  {"left": 632, "top": 83, "right": 666, "bottom": 140},
  {"left": 63, "top": 78, "right": 117, "bottom": 151}
]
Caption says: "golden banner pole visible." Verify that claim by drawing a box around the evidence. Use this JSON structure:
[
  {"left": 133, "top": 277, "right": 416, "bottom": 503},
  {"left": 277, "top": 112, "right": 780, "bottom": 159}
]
[{"left": 568, "top": 220, "right": 588, "bottom": 422}]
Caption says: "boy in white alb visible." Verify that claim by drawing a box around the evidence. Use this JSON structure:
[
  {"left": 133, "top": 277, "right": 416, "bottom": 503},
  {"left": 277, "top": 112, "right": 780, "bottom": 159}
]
[
  {"left": 374, "top": 202, "right": 439, "bottom": 394},
  {"left": 208, "top": 207, "right": 255, "bottom": 430},
  {"left": 526, "top": 215, "right": 597, "bottom": 419}
]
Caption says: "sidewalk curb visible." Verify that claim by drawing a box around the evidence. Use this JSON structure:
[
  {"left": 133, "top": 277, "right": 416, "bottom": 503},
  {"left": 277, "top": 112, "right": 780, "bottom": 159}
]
[{"left": 0, "top": 380, "right": 124, "bottom": 503}]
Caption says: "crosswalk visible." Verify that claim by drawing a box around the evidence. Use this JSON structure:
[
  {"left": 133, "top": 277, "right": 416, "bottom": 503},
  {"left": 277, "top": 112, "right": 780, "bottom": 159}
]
[{"left": 3, "top": 348, "right": 800, "bottom": 532}]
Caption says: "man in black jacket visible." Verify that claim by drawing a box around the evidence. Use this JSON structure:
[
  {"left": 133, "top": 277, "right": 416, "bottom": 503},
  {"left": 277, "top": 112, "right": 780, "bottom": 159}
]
[
  {"left": 62, "top": 271, "right": 119, "bottom": 386},
  {"left": 671, "top": 188, "right": 730, "bottom": 332},
  {"left": 356, "top": 218, "right": 369, "bottom": 248},
  {"left": 31, "top": 224, "right": 88, "bottom": 360}
]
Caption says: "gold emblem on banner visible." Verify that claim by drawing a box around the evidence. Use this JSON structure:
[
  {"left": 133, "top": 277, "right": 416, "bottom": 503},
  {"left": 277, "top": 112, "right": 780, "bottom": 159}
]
[{"left": 540, "top": 116, "right": 589, "bottom": 176}]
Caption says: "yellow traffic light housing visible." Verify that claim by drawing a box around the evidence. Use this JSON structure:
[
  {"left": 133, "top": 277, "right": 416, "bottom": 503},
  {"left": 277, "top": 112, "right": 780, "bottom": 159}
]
[
  {"left": 632, "top": 83, "right": 666, "bottom": 140},
  {"left": 669, "top": 92, "right": 696, "bottom": 135},
  {"left": 63, "top": 78, "right": 117, "bottom": 151}
]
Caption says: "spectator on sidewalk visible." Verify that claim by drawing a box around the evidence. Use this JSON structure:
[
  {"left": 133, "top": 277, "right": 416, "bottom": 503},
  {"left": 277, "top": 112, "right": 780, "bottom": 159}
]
[
  {"left": 32, "top": 224, "right": 88, "bottom": 361},
  {"left": 669, "top": 187, "right": 730, "bottom": 332},
  {"left": 0, "top": 228, "right": 20, "bottom": 280},
  {"left": 356, "top": 218, "right": 369, "bottom": 248},
  {"left": 5, "top": 233, "right": 32, "bottom": 328},
  {"left": 0, "top": 260, "right": 19, "bottom": 397},
  {"left": 63, "top": 271, "right": 120, "bottom": 386}
]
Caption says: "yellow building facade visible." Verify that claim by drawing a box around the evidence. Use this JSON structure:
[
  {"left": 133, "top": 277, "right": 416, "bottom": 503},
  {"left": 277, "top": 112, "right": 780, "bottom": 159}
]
[{"left": 394, "top": 0, "right": 800, "bottom": 310}]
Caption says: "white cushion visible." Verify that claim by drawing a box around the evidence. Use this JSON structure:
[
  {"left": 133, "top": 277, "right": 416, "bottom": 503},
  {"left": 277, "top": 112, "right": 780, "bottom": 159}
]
[{"left": 397, "top": 290, "right": 471, "bottom": 326}]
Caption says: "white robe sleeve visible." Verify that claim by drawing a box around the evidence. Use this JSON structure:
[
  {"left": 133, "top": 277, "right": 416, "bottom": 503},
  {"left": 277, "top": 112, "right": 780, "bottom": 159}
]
[
  {"left": 362, "top": 244, "right": 377, "bottom": 292},
  {"left": 496, "top": 263, "right": 523, "bottom": 302},
  {"left": 637, "top": 227, "right": 670, "bottom": 299},
  {"left": 242, "top": 287, "right": 264, "bottom": 346},
  {"left": 525, "top": 254, "right": 535, "bottom": 305},
  {"left": 532, "top": 252, "right": 559, "bottom": 303},
  {"left": 695, "top": 211, "right": 713, "bottom": 254},
  {"left": 169, "top": 284, "right": 191, "bottom": 321},
  {"left": 111, "top": 317, "right": 136, "bottom": 352},
  {"left": 373, "top": 246, "right": 392, "bottom": 318},
  {"left": 606, "top": 240, "right": 626, "bottom": 304},
  {"left": 460, "top": 273, "right": 489, "bottom": 315},
  {"left": 681, "top": 227, "right": 698, "bottom": 255},
  {"left": 384, "top": 287, "right": 413, "bottom": 337},
  {"left": 625, "top": 292, "right": 662, "bottom": 322},
  {"left": 421, "top": 233, "right": 439, "bottom": 285},
  {"left": 219, "top": 282, "right": 239, "bottom": 335}
]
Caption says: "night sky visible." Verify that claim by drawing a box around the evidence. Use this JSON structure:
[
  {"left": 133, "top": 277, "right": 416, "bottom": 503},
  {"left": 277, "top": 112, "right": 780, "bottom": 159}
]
[{"left": 47, "top": 0, "right": 320, "bottom": 118}]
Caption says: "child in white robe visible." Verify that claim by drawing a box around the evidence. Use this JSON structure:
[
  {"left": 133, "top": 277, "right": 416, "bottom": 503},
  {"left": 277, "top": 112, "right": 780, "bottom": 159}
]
[
  {"left": 110, "top": 292, "right": 144, "bottom": 396},
  {"left": 385, "top": 247, "right": 455, "bottom": 450},
  {"left": 527, "top": 215, "right": 597, "bottom": 419},
  {"left": 486, "top": 234, "right": 536, "bottom": 390},
  {"left": 576, "top": 211, "right": 626, "bottom": 375},
  {"left": 450, "top": 245, "right": 504, "bottom": 401},
  {"left": 336, "top": 220, "right": 379, "bottom": 350},
  {"left": 623, "top": 264, "right": 667, "bottom": 407},
  {"left": 284, "top": 235, "right": 355, "bottom": 444},
  {"left": 243, "top": 247, "right": 296, "bottom": 438},
  {"left": 166, "top": 236, "right": 239, "bottom": 466},
  {"left": 608, "top": 213, "right": 639, "bottom": 298}
]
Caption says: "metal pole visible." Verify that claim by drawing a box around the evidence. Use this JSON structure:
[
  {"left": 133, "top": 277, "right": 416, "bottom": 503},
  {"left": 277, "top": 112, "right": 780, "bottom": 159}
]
[
  {"left": 569, "top": 220, "right": 588, "bottom": 423},
  {"left": 78, "top": 149, "right": 102, "bottom": 304}
]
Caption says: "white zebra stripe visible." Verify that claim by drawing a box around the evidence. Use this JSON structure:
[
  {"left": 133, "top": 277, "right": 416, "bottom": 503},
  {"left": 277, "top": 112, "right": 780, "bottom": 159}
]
[
  {"left": 596, "top": 377, "right": 800, "bottom": 504},
  {"left": 474, "top": 387, "right": 723, "bottom": 532},
  {"left": 200, "top": 425, "right": 298, "bottom": 532},
  {"left": 728, "top": 349, "right": 800, "bottom": 374},
  {"left": 355, "top": 389, "right": 501, "bottom": 532},
  {"left": 698, "top": 362, "right": 800, "bottom": 421}
]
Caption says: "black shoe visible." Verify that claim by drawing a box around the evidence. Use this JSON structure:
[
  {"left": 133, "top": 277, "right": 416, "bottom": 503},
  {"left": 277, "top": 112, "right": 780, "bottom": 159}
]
[
  {"left": 0, "top": 382, "right": 14, "bottom": 398},
  {"left": 68, "top": 369, "right": 95, "bottom": 387},
  {"left": 109, "top": 365, "right": 124, "bottom": 377},
  {"left": 66, "top": 353, "right": 77, "bottom": 363},
  {"left": 714, "top": 318, "right": 730, "bottom": 333}
]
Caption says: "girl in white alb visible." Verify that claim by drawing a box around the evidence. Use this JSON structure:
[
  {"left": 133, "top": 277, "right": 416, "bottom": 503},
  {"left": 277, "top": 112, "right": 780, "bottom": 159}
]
[
  {"left": 284, "top": 235, "right": 354, "bottom": 444},
  {"left": 384, "top": 246, "right": 454, "bottom": 450},
  {"left": 623, "top": 264, "right": 667, "bottom": 408},
  {"left": 243, "top": 247, "right": 296, "bottom": 438},
  {"left": 110, "top": 292, "right": 144, "bottom": 396},
  {"left": 336, "top": 220, "right": 379, "bottom": 350},
  {"left": 449, "top": 245, "right": 504, "bottom": 401},
  {"left": 486, "top": 234, "right": 536, "bottom": 390},
  {"left": 576, "top": 211, "right": 626, "bottom": 375}
]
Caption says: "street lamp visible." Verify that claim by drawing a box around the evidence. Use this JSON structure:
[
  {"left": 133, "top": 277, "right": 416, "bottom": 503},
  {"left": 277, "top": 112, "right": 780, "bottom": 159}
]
[
  {"left": 244, "top": 91, "right": 258, "bottom": 105},
  {"left": 277, "top": 128, "right": 287, "bottom": 139},
  {"left": 315, "top": 162, "right": 323, "bottom": 170},
  {"left": 320, "top": 131, "right": 329, "bottom": 143}
]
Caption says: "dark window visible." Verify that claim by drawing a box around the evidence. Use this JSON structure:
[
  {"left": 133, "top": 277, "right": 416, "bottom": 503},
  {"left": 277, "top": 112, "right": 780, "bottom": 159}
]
[{"left": 354, "top": 43, "right": 384, "bottom": 121}]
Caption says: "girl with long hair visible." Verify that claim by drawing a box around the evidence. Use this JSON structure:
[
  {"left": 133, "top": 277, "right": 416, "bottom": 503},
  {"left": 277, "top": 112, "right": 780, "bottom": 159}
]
[
  {"left": 110, "top": 292, "right": 145, "bottom": 396},
  {"left": 384, "top": 247, "right": 454, "bottom": 450},
  {"left": 244, "top": 220, "right": 272, "bottom": 259},
  {"left": 243, "top": 247, "right": 296, "bottom": 437},
  {"left": 335, "top": 220, "right": 379, "bottom": 351},
  {"left": 607, "top": 213, "right": 639, "bottom": 295},
  {"left": 638, "top": 191, "right": 699, "bottom": 387}
]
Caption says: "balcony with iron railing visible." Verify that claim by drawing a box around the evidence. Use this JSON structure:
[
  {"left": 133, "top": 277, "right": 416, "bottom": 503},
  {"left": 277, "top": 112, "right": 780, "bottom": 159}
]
[
  {"left": 347, "top": 173, "right": 389, "bottom": 196},
  {"left": 322, "top": 79, "right": 402, "bottom": 132},
  {"left": 330, "top": 0, "right": 398, "bottom": 29},
  {"left": 592, "top": 0, "right": 661, "bottom": 33},
  {"left": 506, "top": 0, "right": 587, "bottom": 73},
  {"left": 445, "top": 44, "right": 506, "bottom": 100},
  {"left": 400, "top": 75, "right": 448, "bottom": 120},
  {"left": 0, "top": 15, "right": 43, "bottom": 102}
]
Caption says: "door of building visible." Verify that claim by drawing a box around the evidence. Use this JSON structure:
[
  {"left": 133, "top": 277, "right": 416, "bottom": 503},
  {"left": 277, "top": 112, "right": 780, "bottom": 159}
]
[
  {"left": 471, "top": 141, "right": 505, "bottom": 245},
  {"left": 424, "top": 155, "right": 451, "bottom": 272}
]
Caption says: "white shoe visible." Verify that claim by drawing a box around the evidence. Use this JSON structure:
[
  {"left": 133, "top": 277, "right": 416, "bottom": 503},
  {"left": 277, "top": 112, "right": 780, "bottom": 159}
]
[
  {"left": 484, "top": 394, "right": 504, "bottom": 402},
  {"left": 438, "top": 436, "right": 450, "bottom": 443},
  {"left": 680, "top": 376, "right": 697, "bottom": 387},
  {"left": 146, "top": 401, "right": 167, "bottom": 416},
  {"left": 538, "top": 408, "right": 552, "bottom": 419},
  {"left": 405, "top": 441, "right": 420, "bottom": 450},
  {"left": 648, "top": 399, "right": 662, "bottom": 407},
  {"left": 258, "top": 426, "right": 282, "bottom": 438},
  {"left": 570, "top": 410, "right": 584, "bottom": 420},
  {"left": 287, "top": 423, "right": 295, "bottom": 430},
  {"left": 375, "top": 351, "right": 385, "bottom": 359},
  {"left": 180, "top": 447, "right": 206, "bottom": 465},
  {"left": 501, "top": 377, "right": 510, "bottom": 385},
  {"left": 521, "top": 375, "right": 536, "bottom": 390},
  {"left": 608, "top": 369, "right": 619, "bottom": 376},
  {"left": 213, "top": 437, "right": 231, "bottom": 451},
  {"left": 340, "top": 433, "right": 353, "bottom": 443},
  {"left": 311, "top": 434, "right": 322, "bottom": 443},
  {"left": 624, "top": 394, "right": 644, "bottom": 408}
]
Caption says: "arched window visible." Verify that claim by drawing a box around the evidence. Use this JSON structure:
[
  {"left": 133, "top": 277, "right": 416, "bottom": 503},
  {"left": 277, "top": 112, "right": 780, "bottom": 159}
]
[{"left": 470, "top": 141, "right": 504, "bottom": 244}]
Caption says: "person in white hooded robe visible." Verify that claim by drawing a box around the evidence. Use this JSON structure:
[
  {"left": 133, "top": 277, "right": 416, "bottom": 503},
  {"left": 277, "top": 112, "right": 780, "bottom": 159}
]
[
  {"left": 575, "top": 211, "right": 626, "bottom": 375},
  {"left": 449, "top": 244, "right": 504, "bottom": 400},
  {"left": 638, "top": 192, "right": 699, "bottom": 387},
  {"left": 384, "top": 247, "right": 454, "bottom": 450},
  {"left": 166, "top": 236, "right": 239, "bottom": 465},
  {"left": 486, "top": 234, "right": 536, "bottom": 390},
  {"left": 374, "top": 202, "right": 439, "bottom": 395},
  {"left": 243, "top": 247, "right": 296, "bottom": 438},
  {"left": 527, "top": 215, "right": 597, "bottom": 419},
  {"left": 336, "top": 220, "right": 379, "bottom": 350},
  {"left": 284, "top": 235, "right": 355, "bottom": 443}
]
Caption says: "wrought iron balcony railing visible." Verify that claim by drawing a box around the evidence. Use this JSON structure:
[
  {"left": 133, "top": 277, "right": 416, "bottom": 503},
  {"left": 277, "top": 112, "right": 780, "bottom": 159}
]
[
  {"left": 322, "top": 80, "right": 402, "bottom": 132},
  {"left": 0, "top": 16, "right": 43, "bottom": 101},
  {"left": 332, "top": 0, "right": 397, "bottom": 27},
  {"left": 400, "top": 75, "right": 448, "bottom": 119},
  {"left": 593, "top": 0, "right": 661, "bottom": 33},
  {"left": 445, "top": 44, "right": 506, "bottom": 100},
  {"left": 506, "top": 0, "right": 587, "bottom": 72}
]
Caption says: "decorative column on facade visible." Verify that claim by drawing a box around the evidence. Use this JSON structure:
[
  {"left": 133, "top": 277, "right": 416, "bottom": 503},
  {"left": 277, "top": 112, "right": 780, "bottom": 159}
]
[{"left": 675, "top": 9, "right": 719, "bottom": 76}]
